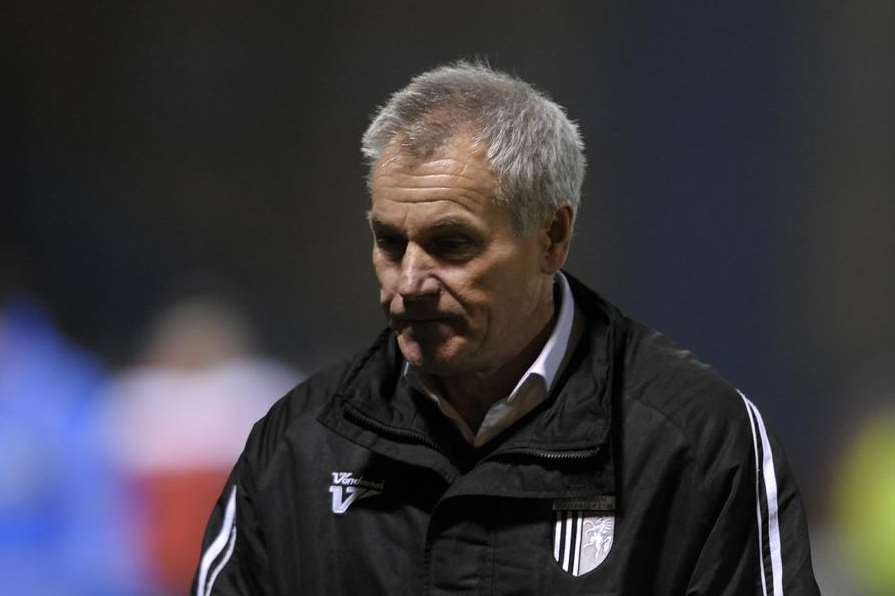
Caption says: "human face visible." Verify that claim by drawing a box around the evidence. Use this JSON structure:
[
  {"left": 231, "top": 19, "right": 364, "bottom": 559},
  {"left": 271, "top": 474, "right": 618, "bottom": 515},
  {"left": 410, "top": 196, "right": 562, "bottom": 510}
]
[{"left": 369, "top": 136, "right": 553, "bottom": 378}]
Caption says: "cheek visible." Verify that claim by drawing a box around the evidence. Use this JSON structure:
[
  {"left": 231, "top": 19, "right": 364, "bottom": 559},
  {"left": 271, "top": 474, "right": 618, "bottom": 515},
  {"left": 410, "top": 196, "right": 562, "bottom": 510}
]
[
  {"left": 474, "top": 256, "right": 539, "bottom": 326},
  {"left": 438, "top": 272, "right": 479, "bottom": 310},
  {"left": 437, "top": 274, "right": 493, "bottom": 339},
  {"left": 372, "top": 257, "right": 397, "bottom": 302},
  {"left": 379, "top": 287, "right": 391, "bottom": 310}
]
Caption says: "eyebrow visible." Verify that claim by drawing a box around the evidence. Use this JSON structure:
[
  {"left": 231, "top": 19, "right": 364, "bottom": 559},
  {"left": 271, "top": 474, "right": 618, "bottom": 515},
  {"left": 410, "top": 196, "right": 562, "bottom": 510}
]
[
  {"left": 367, "top": 213, "right": 400, "bottom": 233},
  {"left": 428, "top": 217, "right": 479, "bottom": 233},
  {"left": 367, "top": 213, "right": 481, "bottom": 234}
]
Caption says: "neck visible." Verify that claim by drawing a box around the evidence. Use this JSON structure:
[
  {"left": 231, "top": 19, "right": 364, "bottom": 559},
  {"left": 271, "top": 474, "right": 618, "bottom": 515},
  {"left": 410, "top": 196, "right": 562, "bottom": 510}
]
[{"left": 436, "top": 285, "right": 558, "bottom": 434}]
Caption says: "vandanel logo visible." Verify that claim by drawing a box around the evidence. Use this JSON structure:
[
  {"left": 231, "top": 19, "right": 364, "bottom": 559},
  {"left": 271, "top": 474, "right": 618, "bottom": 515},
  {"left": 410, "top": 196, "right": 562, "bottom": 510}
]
[{"left": 328, "top": 472, "right": 384, "bottom": 515}]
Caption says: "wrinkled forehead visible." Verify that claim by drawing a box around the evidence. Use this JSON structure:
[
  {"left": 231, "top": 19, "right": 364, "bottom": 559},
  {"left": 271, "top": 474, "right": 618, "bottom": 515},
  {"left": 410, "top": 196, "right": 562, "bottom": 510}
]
[
  {"left": 371, "top": 132, "right": 495, "bottom": 187},
  {"left": 368, "top": 133, "right": 512, "bottom": 232}
]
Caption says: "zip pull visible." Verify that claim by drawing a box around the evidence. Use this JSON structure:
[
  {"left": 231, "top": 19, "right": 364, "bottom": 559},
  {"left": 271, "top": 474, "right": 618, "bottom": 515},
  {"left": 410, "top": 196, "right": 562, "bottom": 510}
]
[{"left": 488, "top": 445, "right": 603, "bottom": 461}]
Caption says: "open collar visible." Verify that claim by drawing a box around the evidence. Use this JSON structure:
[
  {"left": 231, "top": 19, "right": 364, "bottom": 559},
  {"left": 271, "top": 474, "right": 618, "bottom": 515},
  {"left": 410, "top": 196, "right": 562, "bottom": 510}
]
[{"left": 321, "top": 272, "right": 620, "bottom": 447}]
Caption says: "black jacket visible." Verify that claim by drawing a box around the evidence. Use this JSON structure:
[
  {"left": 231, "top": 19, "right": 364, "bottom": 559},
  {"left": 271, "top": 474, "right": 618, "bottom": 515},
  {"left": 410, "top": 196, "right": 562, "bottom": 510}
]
[{"left": 193, "top": 276, "right": 820, "bottom": 595}]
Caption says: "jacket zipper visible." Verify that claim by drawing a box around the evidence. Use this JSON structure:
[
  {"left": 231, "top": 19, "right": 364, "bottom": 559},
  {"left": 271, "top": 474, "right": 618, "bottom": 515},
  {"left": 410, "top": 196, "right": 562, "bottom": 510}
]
[
  {"left": 344, "top": 400, "right": 601, "bottom": 463},
  {"left": 485, "top": 445, "right": 602, "bottom": 463},
  {"left": 519, "top": 447, "right": 601, "bottom": 460}
]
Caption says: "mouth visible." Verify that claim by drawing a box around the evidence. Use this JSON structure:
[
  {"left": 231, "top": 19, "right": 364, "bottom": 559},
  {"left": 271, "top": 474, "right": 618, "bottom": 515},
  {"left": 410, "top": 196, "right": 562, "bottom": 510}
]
[
  {"left": 392, "top": 317, "right": 445, "bottom": 326},
  {"left": 389, "top": 315, "right": 455, "bottom": 330}
]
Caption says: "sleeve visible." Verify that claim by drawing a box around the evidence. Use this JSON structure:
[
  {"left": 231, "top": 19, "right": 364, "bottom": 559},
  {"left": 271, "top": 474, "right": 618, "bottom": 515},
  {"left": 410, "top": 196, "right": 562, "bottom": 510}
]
[
  {"left": 191, "top": 450, "right": 272, "bottom": 596},
  {"left": 685, "top": 393, "right": 821, "bottom": 596}
]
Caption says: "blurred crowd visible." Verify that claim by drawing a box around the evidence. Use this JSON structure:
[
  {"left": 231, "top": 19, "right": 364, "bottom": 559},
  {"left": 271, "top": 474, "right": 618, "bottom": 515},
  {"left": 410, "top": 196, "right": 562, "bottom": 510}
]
[{"left": 0, "top": 291, "right": 300, "bottom": 595}]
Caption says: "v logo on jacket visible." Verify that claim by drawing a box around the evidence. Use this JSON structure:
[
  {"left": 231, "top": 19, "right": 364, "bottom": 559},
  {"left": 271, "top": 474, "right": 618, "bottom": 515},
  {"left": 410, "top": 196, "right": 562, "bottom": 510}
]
[{"left": 329, "top": 471, "right": 385, "bottom": 514}]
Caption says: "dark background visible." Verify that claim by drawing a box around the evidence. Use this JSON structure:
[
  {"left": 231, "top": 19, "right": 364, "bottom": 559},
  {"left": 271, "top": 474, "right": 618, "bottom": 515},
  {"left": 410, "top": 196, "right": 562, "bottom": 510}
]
[{"left": 6, "top": 2, "right": 894, "bottom": 591}]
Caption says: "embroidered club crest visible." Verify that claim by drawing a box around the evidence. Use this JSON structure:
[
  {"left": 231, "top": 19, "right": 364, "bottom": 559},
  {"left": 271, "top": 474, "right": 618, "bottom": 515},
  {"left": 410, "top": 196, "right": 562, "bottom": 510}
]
[
  {"left": 329, "top": 472, "right": 384, "bottom": 514},
  {"left": 553, "top": 497, "right": 615, "bottom": 576}
]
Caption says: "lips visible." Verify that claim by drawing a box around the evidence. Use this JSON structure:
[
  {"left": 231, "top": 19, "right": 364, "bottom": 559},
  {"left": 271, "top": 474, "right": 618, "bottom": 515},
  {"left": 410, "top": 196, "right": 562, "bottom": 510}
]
[
  {"left": 389, "top": 314, "right": 458, "bottom": 331},
  {"left": 393, "top": 316, "right": 446, "bottom": 323},
  {"left": 391, "top": 316, "right": 447, "bottom": 327}
]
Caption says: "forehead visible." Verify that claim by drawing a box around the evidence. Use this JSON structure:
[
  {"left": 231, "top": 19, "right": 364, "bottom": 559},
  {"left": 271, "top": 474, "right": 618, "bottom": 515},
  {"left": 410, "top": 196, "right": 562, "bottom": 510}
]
[{"left": 369, "top": 135, "right": 508, "bottom": 229}]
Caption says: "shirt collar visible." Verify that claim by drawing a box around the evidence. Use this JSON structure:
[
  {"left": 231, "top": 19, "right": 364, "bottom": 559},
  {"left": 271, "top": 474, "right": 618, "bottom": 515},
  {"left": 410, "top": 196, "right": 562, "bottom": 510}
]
[{"left": 507, "top": 270, "right": 575, "bottom": 399}]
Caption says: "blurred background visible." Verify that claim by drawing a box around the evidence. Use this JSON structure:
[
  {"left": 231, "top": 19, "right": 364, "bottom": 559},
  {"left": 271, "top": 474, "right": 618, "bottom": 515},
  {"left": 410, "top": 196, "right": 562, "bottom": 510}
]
[{"left": 4, "top": 1, "right": 893, "bottom": 594}]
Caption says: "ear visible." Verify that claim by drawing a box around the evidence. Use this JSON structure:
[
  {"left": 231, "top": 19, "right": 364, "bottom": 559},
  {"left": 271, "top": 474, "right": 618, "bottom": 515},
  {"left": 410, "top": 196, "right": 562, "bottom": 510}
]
[{"left": 539, "top": 205, "right": 574, "bottom": 274}]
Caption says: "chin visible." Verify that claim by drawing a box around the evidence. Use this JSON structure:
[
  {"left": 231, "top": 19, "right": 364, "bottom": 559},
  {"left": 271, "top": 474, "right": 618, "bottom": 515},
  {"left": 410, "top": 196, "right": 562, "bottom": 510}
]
[{"left": 396, "top": 334, "right": 469, "bottom": 376}]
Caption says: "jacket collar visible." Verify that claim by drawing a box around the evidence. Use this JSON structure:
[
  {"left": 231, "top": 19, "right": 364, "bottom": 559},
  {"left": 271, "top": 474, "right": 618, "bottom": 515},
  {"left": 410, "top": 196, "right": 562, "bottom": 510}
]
[{"left": 318, "top": 272, "right": 624, "bottom": 497}]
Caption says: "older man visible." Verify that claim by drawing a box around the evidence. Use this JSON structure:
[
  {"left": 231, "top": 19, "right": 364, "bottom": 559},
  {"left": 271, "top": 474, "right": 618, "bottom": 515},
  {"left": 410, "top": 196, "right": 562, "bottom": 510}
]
[{"left": 194, "top": 62, "right": 819, "bottom": 595}]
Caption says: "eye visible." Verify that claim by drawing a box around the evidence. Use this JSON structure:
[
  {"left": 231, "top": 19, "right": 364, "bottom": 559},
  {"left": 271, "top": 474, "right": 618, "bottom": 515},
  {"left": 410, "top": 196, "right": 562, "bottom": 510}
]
[
  {"left": 375, "top": 233, "right": 407, "bottom": 260},
  {"left": 429, "top": 235, "right": 478, "bottom": 260}
]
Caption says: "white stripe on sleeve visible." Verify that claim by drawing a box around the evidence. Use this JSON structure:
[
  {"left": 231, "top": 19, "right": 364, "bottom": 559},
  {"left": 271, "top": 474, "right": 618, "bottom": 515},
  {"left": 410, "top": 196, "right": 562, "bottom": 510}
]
[
  {"left": 747, "top": 398, "right": 784, "bottom": 595},
  {"left": 205, "top": 525, "right": 237, "bottom": 596},
  {"left": 739, "top": 390, "right": 783, "bottom": 596},
  {"left": 197, "top": 485, "right": 238, "bottom": 596},
  {"left": 741, "top": 392, "right": 769, "bottom": 596}
]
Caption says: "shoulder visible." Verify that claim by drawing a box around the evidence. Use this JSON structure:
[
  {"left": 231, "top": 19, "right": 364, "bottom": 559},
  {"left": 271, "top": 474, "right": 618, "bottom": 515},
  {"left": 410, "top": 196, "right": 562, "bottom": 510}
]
[
  {"left": 567, "top": 273, "right": 750, "bottom": 441},
  {"left": 239, "top": 331, "right": 393, "bottom": 476},
  {"left": 566, "top": 274, "right": 755, "bottom": 464},
  {"left": 250, "top": 359, "right": 351, "bottom": 447},
  {"left": 619, "top": 317, "right": 755, "bottom": 468}
]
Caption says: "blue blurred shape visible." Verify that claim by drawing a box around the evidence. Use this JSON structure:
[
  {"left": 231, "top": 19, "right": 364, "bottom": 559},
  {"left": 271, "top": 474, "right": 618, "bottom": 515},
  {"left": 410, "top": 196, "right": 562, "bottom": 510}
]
[{"left": 0, "top": 298, "right": 148, "bottom": 596}]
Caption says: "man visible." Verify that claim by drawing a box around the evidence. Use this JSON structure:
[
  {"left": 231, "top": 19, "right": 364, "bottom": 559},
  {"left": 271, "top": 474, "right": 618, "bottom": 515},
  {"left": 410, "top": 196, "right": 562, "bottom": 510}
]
[{"left": 194, "top": 62, "right": 820, "bottom": 595}]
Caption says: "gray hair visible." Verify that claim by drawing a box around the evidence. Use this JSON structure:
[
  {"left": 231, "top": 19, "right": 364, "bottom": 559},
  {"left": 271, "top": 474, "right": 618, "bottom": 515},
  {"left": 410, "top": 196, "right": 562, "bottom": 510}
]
[{"left": 361, "top": 61, "right": 586, "bottom": 232}]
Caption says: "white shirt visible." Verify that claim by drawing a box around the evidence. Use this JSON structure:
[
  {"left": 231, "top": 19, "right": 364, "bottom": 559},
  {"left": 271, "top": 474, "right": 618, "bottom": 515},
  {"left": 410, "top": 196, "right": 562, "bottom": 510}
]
[{"left": 403, "top": 272, "right": 576, "bottom": 447}]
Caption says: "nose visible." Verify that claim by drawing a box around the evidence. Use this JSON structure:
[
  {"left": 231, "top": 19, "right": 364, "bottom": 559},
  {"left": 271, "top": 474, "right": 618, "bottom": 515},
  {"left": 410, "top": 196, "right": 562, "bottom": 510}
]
[{"left": 397, "top": 243, "right": 440, "bottom": 301}]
